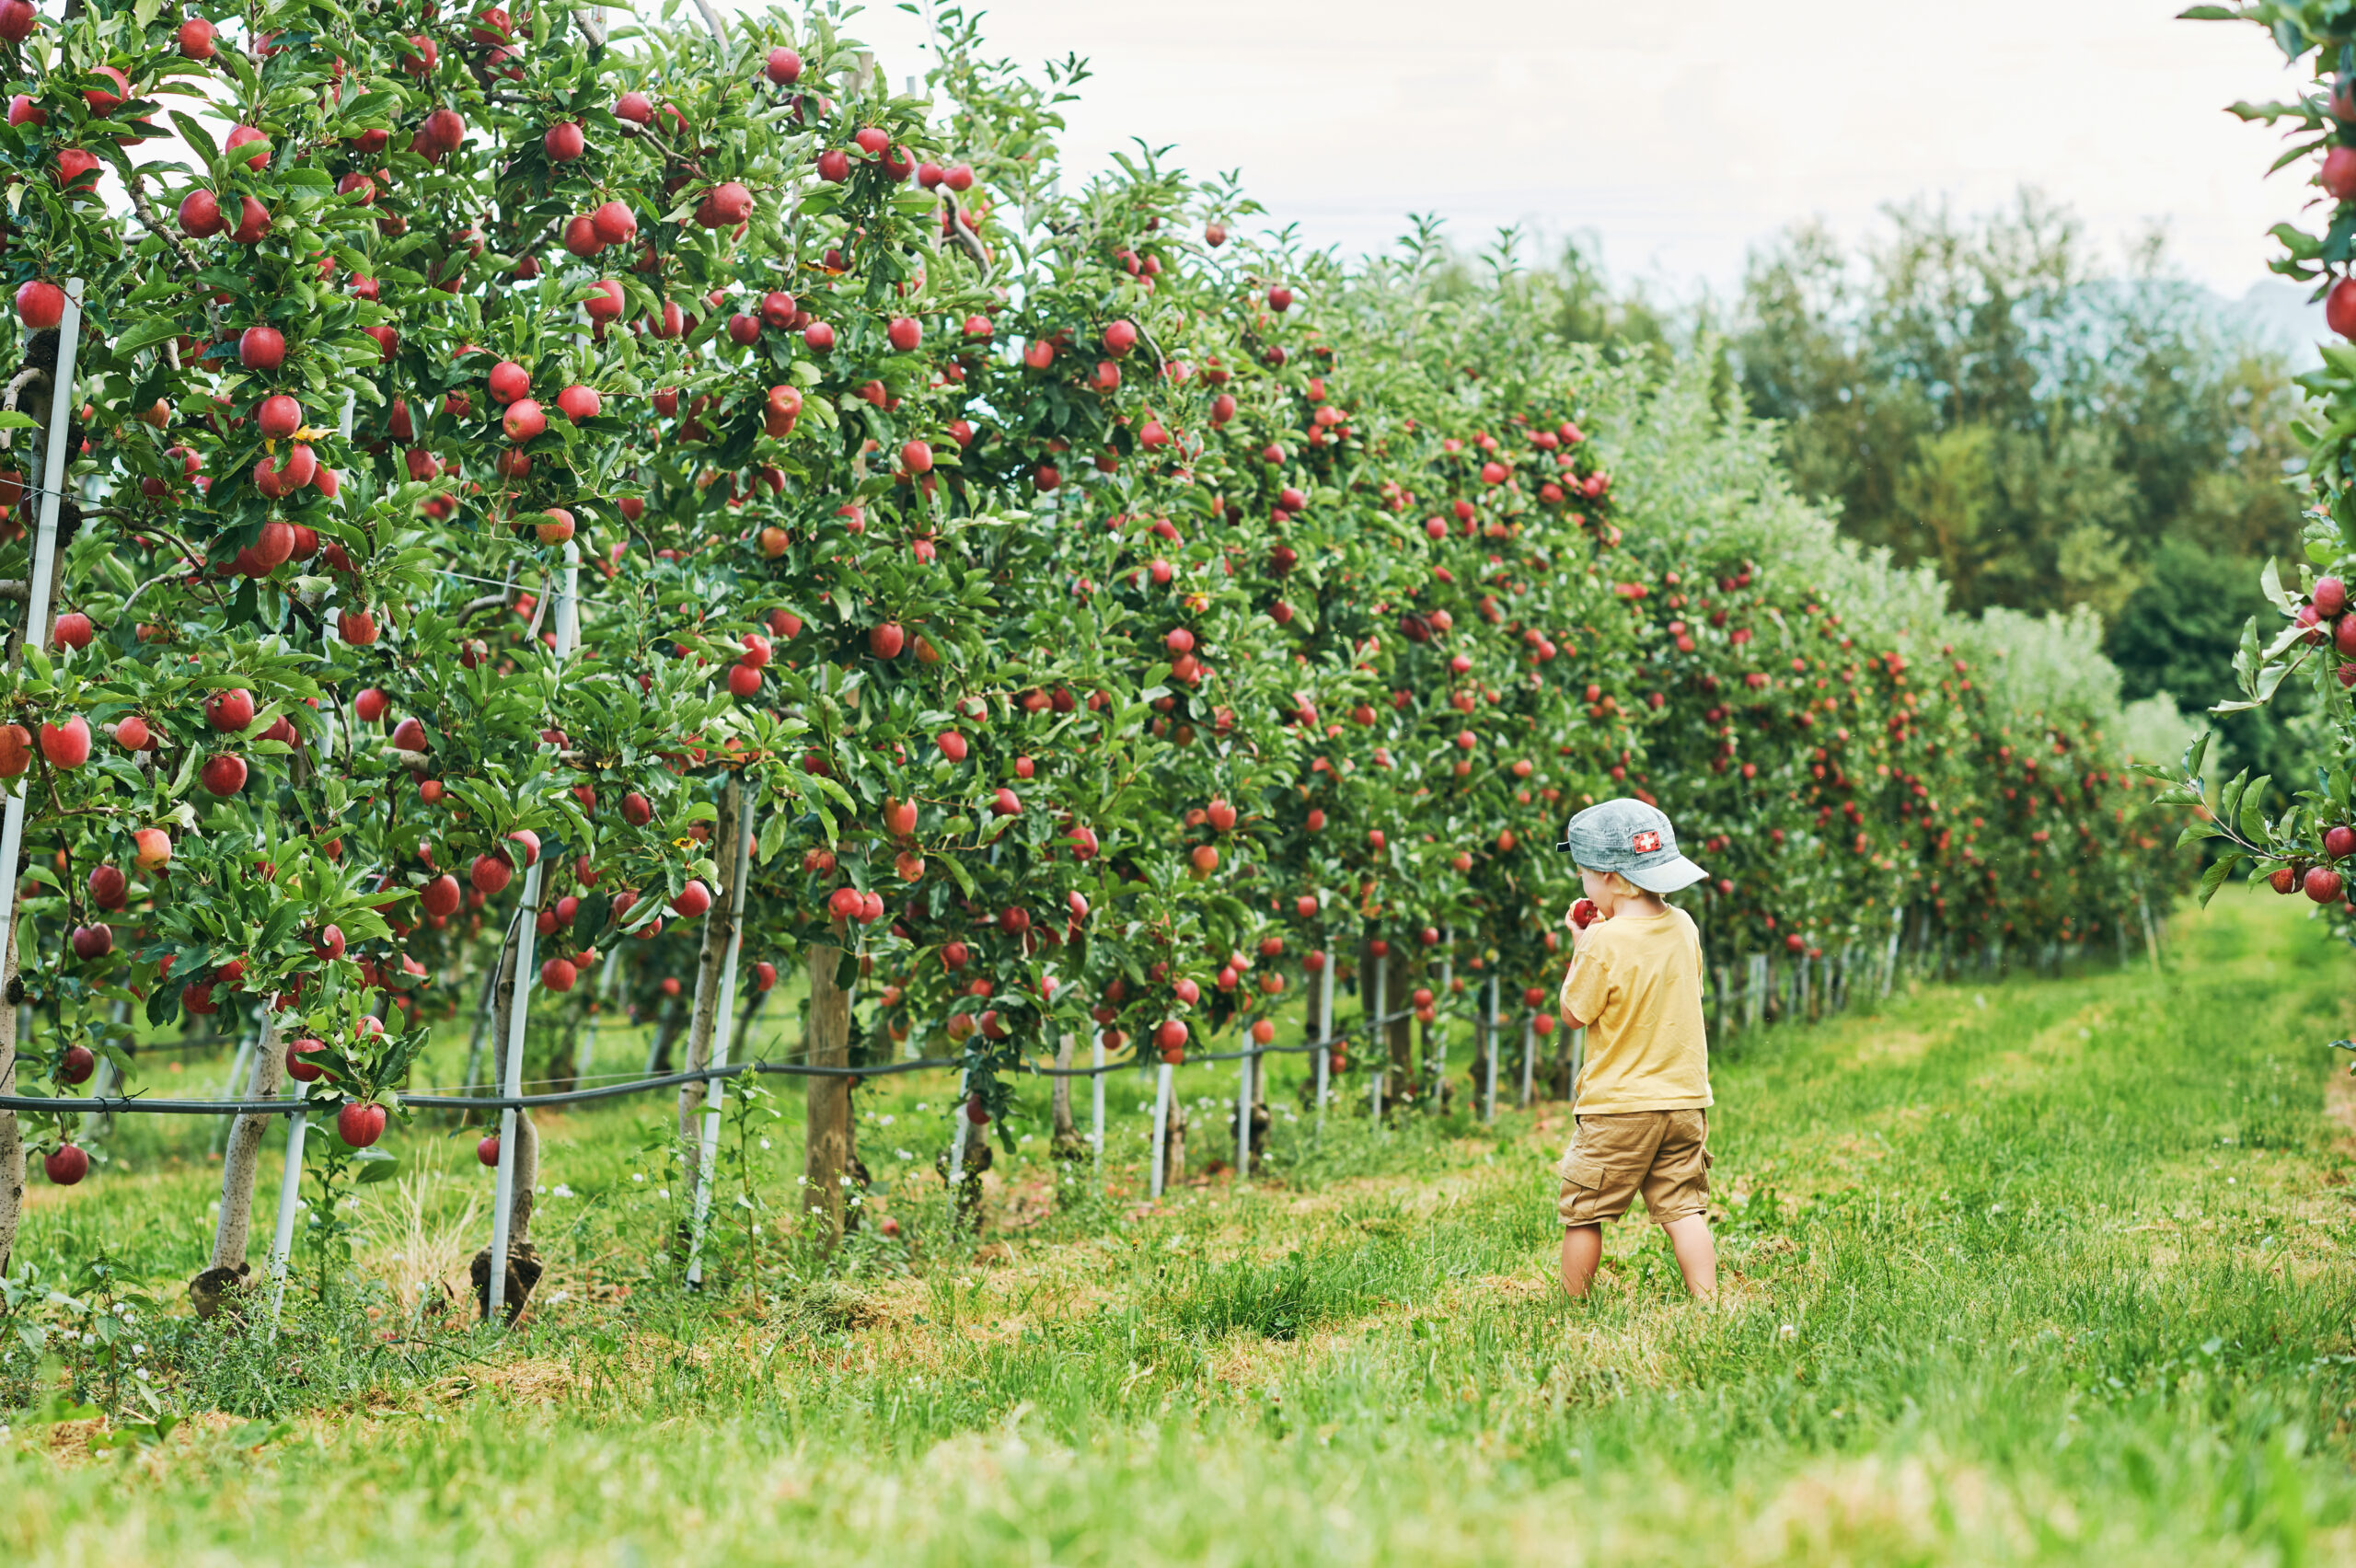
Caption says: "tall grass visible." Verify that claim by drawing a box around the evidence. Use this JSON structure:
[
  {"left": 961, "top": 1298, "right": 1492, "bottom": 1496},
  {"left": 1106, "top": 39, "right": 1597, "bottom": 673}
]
[{"left": 0, "top": 890, "right": 2350, "bottom": 1565}]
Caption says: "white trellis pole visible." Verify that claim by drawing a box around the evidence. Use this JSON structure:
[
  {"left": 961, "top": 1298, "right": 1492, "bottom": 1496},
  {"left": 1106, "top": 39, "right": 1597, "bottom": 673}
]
[
  {"left": 1234, "top": 1034, "right": 1253, "bottom": 1182},
  {"left": 1369, "top": 953, "right": 1387, "bottom": 1118},
  {"left": 1089, "top": 1027, "right": 1105, "bottom": 1189},
  {"left": 1481, "top": 974, "right": 1499, "bottom": 1123},
  {"left": 1519, "top": 1015, "right": 1535, "bottom": 1108},
  {"left": 1148, "top": 1058, "right": 1173, "bottom": 1199},
  {"left": 576, "top": 944, "right": 624, "bottom": 1076},
  {"left": 264, "top": 1079, "right": 311, "bottom": 1328},
  {"left": 0, "top": 277, "right": 83, "bottom": 959},
  {"left": 685, "top": 795, "right": 757, "bottom": 1286},
  {"left": 944, "top": 1066, "right": 973, "bottom": 1229},
  {"left": 485, "top": 545, "right": 578, "bottom": 1325}
]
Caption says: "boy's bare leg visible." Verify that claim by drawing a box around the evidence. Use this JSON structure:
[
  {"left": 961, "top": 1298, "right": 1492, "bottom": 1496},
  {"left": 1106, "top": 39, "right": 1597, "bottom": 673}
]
[
  {"left": 1559, "top": 1224, "right": 1602, "bottom": 1297},
  {"left": 1659, "top": 1214, "right": 1716, "bottom": 1301}
]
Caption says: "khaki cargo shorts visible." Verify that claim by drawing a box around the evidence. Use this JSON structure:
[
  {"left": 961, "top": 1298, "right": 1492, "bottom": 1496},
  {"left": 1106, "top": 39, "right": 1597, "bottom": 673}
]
[{"left": 1553, "top": 1109, "right": 1711, "bottom": 1227}]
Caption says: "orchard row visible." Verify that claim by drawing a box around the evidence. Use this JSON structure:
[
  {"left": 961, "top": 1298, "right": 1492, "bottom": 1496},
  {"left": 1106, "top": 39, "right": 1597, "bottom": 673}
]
[{"left": 0, "top": 0, "right": 2181, "bottom": 1297}]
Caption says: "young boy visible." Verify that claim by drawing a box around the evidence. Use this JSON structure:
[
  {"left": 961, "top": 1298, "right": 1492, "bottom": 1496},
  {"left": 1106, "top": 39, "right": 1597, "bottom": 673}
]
[{"left": 1551, "top": 799, "right": 1716, "bottom": 1302}]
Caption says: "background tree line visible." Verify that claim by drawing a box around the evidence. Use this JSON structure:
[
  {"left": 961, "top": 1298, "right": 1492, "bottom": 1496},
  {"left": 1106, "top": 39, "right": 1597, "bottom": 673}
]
[{"left": 1429, "top": 190, "right": 2308, "bottom": 785}]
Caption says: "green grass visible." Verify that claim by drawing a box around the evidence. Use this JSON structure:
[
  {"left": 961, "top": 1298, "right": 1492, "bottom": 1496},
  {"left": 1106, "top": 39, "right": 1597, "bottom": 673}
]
[{"left": 5, "top": 887, "right": 2356, "bottom": 1564}]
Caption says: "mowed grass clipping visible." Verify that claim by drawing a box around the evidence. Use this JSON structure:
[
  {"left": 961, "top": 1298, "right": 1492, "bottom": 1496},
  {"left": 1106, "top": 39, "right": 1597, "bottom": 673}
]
[{"left": 5, "top": 886, "right": 2356, "bottom": 1565}]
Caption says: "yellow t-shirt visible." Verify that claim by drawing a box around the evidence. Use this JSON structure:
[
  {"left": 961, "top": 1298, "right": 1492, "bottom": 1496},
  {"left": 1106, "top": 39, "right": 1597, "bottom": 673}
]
[{"left": 1556, "top": 905, "right": 1711, "bottom": 1113}]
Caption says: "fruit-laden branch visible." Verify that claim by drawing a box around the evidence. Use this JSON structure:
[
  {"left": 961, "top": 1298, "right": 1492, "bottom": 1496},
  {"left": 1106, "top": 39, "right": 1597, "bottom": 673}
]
[
  {"left": 941, "top": 190, "right": 990, "bottom": 270},
  {"left": 123, "top": 167, "right": 204, "bottom": 282}
]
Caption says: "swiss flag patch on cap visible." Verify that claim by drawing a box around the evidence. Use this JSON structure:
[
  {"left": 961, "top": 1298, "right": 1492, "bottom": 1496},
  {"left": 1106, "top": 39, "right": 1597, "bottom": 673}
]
[{"left": 1632, "top": 829, "right": 1661, "bottom": 854}]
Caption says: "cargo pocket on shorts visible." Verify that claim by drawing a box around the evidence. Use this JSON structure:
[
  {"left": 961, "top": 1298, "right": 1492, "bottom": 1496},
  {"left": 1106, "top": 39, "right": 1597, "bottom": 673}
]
[
  {"left": 1560, "top": 1155, "right": 1606, "bottom": 1190},
  {"left": 1555, "top": 1154, "right": 1607, "bottom": 1226}
]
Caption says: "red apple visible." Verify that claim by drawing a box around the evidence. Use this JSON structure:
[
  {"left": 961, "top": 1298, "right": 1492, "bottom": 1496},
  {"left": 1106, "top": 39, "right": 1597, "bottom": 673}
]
[
  {"left": 13, "top": 279, "right": 63, "bottom": 330},
  {"left": 237, "top": 325, "right": 284, "bottom": 371},
  {"left": 201, "top": 754, "right": 248, "bottom": 795},
  {"left": 44, "top": 1145, "right": 87, "bottom": 1185},
  {"left": 39, "top": 716, "right": 89, "bottom": 768},
  {"left": 205, "top": 687, "right": 256, "bottom": 731},
  {"left": 336, "top": 1101, "right": 387, "bottom": 1147},
  {"left": 502, "top": 398, "right": 545, "bottom": 442}
]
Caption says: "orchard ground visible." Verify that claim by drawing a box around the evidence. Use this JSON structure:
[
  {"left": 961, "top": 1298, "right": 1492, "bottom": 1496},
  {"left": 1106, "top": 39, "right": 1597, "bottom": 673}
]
[{"left": 4, "top": 888, "right": 2355, "bottom": 1564}]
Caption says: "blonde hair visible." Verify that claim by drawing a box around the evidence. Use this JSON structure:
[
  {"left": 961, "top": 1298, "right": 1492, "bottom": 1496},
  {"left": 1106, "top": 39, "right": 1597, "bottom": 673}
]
[{"left": 1578, "top": 867, "right": 1647, "bottom": 900}]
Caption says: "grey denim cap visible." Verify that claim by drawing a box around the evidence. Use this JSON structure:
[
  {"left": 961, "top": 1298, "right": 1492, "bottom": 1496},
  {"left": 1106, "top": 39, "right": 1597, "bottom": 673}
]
[{"left": 1554, "top": 797, "right": 1708, "bottom": 894}]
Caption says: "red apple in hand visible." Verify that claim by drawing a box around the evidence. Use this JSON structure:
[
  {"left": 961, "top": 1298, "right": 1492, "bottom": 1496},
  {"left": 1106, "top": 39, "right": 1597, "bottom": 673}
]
[{"left": 1570, "top": 899, "right": 1599, "bottom": 929}]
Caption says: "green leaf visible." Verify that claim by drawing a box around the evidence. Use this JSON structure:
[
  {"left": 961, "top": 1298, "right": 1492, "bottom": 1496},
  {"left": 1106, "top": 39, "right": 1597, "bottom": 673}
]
[
  {"left": 2238, "top": 775, "right": 2273, "bottom": 842},
  {"left": 2197, "top": 853, "right": 2241, "bottom": 908},
  {"left": 350, "top": 1147, "right": 399, "bottom": 1183},
  {"left": 2260, "top": 556, "right": 2294, "bottom": 613}
]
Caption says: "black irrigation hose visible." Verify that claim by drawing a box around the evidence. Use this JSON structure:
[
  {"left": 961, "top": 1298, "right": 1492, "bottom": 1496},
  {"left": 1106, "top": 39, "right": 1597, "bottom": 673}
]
[{"left": 0, "top": 997, "right": 1520, "bottom": 1115}]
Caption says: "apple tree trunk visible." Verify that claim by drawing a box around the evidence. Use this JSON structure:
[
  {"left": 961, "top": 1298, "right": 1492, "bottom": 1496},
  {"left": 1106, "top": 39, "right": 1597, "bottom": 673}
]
[
  {"left": 802, "top": 928, "right": 852, "bottom": 1246},
  {"left": 203, "top": 1011, "right": 284, "bottom": 1283},
  {"left": 0, "top": 916, "right": 25, "bottom": 1274}
]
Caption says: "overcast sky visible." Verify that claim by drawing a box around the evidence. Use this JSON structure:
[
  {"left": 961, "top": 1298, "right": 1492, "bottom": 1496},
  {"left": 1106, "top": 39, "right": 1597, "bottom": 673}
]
[{"left": 807, "top": 0, "right": 2312, "bottom": 305}]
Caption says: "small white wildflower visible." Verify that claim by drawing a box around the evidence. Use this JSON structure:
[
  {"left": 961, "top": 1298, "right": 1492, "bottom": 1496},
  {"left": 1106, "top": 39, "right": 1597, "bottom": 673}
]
[
  {"left": 656, "top": 1188, "right": 670, "bottom": 1200},
  {"left": 131, "top": 1343, "right": 146, "bottom": 1357},
  {"left": 535, "top": 1184, "right": 547, "bottom": 1194},
  {"left": 631, "top": 1172, "right": 645, "bottom": 1182},
  {"left": 879, "top": 1114, "right": 895, "bottom": 1126},
  {"left": 759, "top": 1137, "right": 771, "bottom": 1150},
  {"left": 916, "top": 1102, "right": 930, "bottom": 1113},
  {"left": 1018, "top": 1133, "right": 1033, "bottom": 1145},
  {"left": 1779, "top": 1324, "right": 1799, "bottom": 1340},
  {"left": 133, "top": 1367, "right": 149, "bottom": 1381},
  {"left": 895, "top": 1148, "right": 913, "bottom": 1160},
  {"left": 550, "top": 1184, "right": 575, "bottom": 1199},
  {"left": 549, "top": 1290, "right": 571, "bottom": 1304}
]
